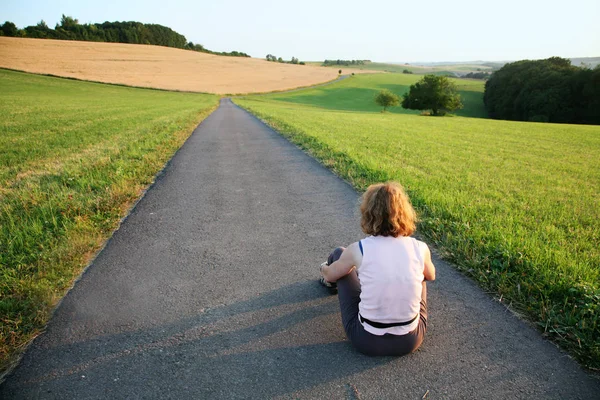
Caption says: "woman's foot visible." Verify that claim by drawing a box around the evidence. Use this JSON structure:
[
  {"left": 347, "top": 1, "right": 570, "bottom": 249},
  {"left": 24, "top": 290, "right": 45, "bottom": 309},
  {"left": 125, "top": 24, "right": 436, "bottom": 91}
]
[{"left": 319, "top": 262, "right": 338, "bottom": 294}]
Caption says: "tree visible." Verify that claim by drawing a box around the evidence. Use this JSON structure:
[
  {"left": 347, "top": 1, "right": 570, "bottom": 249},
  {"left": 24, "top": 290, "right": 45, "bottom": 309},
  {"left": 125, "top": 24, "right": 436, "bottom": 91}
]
[
  {"left": 375, "top": 89, "right": 400, "bottom": 112},
  {"left": 59, "top": 15, "right": 79, "bottom": 29},
  {"left": 1, "top": 21, "right": 18, "bottom": 37},
  {"left": 402, "top": 75, "right": 462, "bottom": 116},
  {"left": 338, "top": 69, "right": 342, "bottom": 75}
]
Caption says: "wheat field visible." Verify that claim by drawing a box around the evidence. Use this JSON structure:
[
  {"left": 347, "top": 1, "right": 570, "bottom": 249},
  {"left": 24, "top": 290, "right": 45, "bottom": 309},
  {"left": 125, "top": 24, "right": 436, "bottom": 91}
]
[{"left": 0, "top": 37, "right": 375, "bottom": 94}]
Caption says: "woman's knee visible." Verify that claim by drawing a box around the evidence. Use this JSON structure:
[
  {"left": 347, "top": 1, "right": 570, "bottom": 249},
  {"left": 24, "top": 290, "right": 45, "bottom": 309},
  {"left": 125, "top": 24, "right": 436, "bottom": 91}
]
[
  {"left": 328, "top": 247, "right": 346, "bottom": 265},
  {"left": 337, "top": 268, "right": 360, "bottom": 292}
]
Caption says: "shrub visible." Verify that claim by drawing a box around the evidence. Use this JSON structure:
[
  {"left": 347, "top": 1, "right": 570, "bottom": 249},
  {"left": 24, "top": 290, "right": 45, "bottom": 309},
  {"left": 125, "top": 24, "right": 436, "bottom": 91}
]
[{"left": 375, "top": 89, "right": 400, "bottom": 112}]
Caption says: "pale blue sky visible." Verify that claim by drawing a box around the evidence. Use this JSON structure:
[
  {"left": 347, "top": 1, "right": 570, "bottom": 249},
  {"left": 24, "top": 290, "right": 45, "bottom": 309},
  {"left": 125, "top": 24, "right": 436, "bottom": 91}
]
[{"left": 2, "top": 0, "right": 598, "bottom": 62}]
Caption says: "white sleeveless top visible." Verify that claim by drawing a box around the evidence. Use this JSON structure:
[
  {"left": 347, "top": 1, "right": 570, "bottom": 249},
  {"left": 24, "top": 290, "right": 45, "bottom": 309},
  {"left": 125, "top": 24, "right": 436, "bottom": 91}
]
[{"left": 357, "top": 235, "right": 425, "bottom": 335}]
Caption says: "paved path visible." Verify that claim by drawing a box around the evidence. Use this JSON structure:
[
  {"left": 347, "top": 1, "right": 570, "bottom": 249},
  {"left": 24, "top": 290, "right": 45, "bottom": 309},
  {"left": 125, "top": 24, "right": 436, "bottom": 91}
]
[{"left": 2, "top": 99, "right": 599, "bottom": 399}]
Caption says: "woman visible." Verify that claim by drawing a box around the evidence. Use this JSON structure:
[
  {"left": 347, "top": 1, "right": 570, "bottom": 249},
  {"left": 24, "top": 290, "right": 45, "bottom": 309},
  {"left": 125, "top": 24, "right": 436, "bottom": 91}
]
[{"left": 319, "top": 182, "right": 436, "bottom": 356}]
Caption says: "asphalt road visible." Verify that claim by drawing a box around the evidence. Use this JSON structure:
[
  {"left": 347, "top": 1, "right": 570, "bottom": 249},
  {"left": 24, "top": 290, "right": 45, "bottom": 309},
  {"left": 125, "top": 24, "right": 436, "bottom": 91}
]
[{"left": 2, "top": 98, "right": 599, "bottom": 399}]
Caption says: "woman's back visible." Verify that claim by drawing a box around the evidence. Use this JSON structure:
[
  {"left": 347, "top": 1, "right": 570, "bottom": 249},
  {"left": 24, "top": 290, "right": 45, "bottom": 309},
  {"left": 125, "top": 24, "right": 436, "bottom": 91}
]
[{"left": 358, "top": 235, "right": 425, "bottom": 335}]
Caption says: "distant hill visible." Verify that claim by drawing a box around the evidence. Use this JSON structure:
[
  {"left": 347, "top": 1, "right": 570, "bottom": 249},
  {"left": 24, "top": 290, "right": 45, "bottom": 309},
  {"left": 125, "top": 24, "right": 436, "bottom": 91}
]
[
  {"left": 317, "top": 57, "right": 600, "bottom": 78},
  {"left": 312, "top": 61, "right": 492, "bottom": 77},
  {"left": 390, "top": 57, "right": 600, "bottom": 71},
  {"left": 0, "top": 15, "right": 250, "bottom": 57},
  {"left": 570, "top": 57, "right": 600, "bottom": 68}
]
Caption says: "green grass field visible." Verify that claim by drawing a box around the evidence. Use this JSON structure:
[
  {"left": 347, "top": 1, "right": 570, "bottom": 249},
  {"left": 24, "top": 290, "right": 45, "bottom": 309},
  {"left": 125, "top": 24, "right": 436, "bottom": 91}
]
[
  {"left": 0, "top": 69, "right": 218, "bottom": 372},
  {"left": 266, "top": 74, "right": 487, "bottom": 118},
  {"left": 234, "top": 74, "right": 600, "bottom": 369}
]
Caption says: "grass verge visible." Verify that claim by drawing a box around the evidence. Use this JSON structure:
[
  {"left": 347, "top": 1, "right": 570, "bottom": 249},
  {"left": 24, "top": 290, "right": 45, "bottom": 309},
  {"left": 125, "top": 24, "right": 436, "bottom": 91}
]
[
  {"left": 0, "top": 69, "right": 218, "bottom": 375},
  {"left": 233, "top": 92, "right": 600, "bottom": 370}
]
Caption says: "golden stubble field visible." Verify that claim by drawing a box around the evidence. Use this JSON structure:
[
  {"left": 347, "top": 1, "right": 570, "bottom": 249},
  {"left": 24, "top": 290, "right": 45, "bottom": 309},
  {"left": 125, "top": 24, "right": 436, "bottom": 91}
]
[{"left": 0, "top": 37, "right": 376, "bottom": 94}]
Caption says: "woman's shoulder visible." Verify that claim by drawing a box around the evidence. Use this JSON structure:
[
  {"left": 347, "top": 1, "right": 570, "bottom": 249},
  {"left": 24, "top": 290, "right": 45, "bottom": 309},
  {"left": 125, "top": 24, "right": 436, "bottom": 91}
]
[
  {"left": 412, "top": 238, "right": 431, "bottom": 261},
  {"left": 405, "top": 236, "right": 427, "bottom": 248},
  {"left": 412, "top": 237, "right": 428, "bottom": 247}
]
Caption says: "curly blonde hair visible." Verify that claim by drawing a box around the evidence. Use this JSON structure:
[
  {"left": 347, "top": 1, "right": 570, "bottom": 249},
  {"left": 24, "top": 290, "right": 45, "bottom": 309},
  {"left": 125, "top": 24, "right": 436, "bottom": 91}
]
[{"left": 360, "top": 182, "right": 416, "bottom": 237}]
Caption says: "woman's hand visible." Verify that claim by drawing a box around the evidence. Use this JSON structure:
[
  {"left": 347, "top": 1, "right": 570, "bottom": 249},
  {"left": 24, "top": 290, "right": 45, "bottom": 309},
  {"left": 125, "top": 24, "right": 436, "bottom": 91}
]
[{"left": 321, "top": 242, "right": 363, "bottom": 282}]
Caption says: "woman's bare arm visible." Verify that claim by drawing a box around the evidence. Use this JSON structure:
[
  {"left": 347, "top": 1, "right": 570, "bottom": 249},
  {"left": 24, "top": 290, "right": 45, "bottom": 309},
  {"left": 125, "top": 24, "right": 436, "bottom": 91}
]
[
  {"left": 423, "top": 245, "right": 436, "bottom": 281},
  {"left": 321, "top": 242, "right": 362, "bottom": 282}
]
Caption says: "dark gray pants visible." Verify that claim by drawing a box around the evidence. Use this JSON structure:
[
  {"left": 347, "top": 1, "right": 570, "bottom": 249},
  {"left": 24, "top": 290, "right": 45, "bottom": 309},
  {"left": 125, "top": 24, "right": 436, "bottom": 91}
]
[{"left": 329, "top": 247, "right": 428, "bottom": 356}]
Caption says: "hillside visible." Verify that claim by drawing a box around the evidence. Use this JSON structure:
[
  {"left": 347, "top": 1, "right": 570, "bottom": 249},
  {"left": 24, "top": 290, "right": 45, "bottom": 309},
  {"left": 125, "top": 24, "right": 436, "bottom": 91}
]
[
  {"left": 258, "top": 74, "right": 487, "bottom": 118},
  {"left": 0, "top": 37, "right": 348, "bottom": 94}
]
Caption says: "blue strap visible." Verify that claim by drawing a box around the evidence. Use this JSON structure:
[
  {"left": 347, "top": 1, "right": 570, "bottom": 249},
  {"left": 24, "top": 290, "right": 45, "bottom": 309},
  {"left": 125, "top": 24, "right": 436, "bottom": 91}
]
[{"left": 359, "top": 240, "right": 363, "bottom": 255}]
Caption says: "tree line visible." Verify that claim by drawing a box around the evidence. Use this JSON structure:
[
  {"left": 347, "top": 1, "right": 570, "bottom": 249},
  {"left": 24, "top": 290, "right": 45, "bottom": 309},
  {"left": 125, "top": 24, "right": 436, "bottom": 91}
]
[
  {"left": 0, "top": 16, "right": 250, "bottom": 58},
  {"left": 484, "top": 57, "right": 600, "bottom": 124},
  {"left": 322, "top": 59, "right": 370, "bottom": 66},
  {"left": 265, "top": 54, "right": 305, "bottom": 65},
  {"left": 462, "top": 71, "right": 490, "bottom": 79}
]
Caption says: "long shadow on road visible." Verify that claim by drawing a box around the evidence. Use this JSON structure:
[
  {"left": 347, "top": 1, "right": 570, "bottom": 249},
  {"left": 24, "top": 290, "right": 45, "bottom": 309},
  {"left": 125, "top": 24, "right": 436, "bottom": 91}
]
[{"left": 9, "top": 281, "right": 397, "bottom": 399}]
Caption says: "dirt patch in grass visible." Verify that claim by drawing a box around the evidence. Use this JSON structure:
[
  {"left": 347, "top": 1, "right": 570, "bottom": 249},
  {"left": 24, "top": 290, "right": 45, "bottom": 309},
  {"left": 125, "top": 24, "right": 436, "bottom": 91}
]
[{"left": 0, "top": 37, "right": 377, "bottom": 94}]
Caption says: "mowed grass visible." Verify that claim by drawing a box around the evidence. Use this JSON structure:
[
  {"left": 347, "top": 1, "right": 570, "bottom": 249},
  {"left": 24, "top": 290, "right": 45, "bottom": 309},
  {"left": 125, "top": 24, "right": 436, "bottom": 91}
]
[
  {"left": 266, "top": 73, "right": 487, "bottom": 118},
  {"left": 0, "top": 69, "right": 218, "bottom": 373},
  {"left": 234, "top": 75, "right": 600, "bottom": 369}
]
